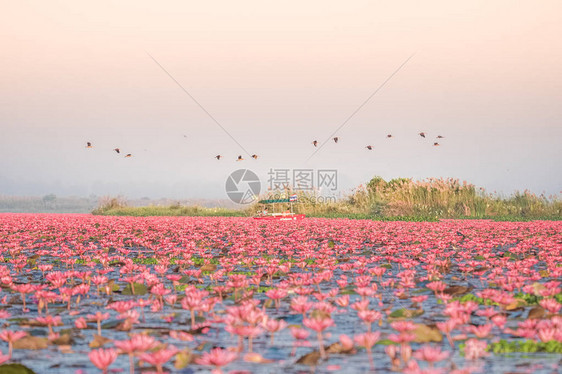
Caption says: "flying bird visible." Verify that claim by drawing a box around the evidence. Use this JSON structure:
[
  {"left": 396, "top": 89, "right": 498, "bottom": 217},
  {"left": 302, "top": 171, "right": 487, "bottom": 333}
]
[
  {"left": 237, "top": 155, "right": 244, "bottom": 161},
  {"left": 125, "top": 153, "right": 132, "bottom": 157},
  {"left": 419, "top": 132, "right": 426, "bottom": 138},
  {"left": 312, "top": 140, "right": 318, "bottom": 147},
  {"left": 113, "top": 148, "right": 120, "bottom": 154},
  {"left": 436, "top": 135, "right": 444, "bottom": 139},
  {"left": 251, "top": 154, "right": 258, "bottom": 159},
  {"left": 366, "top": 145, "right": 373, "bottom": 150},
  {"left": 215, "top": 155, "right": 222, "bottom": 160},
  {"left": 333, "top": 137, "right": 339, "bottom": 143},
  {"left": 433, "top": 142, "right": 440, "bottom": 146},
  {"left": 386, "top": 134, "right": 393, "bottom": 138},
  {"left": 86, "top": 142, "right": 92, "bottom": 148}
]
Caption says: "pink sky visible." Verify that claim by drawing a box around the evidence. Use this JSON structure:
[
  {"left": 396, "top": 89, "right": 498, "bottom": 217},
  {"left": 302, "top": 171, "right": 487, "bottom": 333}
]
[{"left": 1, "top": 0, "right": 561, "bottom": 198}]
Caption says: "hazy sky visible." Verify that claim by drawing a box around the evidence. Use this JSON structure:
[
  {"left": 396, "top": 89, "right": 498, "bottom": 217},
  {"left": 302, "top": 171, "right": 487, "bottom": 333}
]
[{"left": 1, "top": 0, "right": 561, "bottom": 200}]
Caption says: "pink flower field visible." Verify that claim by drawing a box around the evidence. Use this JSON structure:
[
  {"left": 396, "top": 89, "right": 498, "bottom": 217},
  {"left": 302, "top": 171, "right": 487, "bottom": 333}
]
[{"left": 0, "top": 213, "right": 560, "bottom": 373}]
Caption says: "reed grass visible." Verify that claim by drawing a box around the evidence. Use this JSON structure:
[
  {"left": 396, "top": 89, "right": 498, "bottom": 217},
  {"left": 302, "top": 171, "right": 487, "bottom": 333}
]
[{"left": 250, "top": 177, "right": 561, "bottom": 220}]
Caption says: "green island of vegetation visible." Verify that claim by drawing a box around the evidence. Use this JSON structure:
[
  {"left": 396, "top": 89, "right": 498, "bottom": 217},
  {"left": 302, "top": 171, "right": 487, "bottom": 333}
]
[{"left": 91, "top": 177, "right": 561, "bottom": 221}]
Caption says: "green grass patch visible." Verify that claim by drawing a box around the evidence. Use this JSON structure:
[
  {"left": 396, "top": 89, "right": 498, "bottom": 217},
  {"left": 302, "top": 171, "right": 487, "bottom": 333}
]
[
  {"left": 464, "top": 339, "right": 562, "bottom": 354},
  {"left": 132, "top": 258, "right": 158, "bottom": 265},
  {"left": 93, "top": 204, "right": 246, "bottom": 217}
]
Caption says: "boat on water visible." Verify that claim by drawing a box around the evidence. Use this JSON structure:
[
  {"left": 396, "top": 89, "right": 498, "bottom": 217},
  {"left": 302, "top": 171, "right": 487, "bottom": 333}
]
[
  {"left": 253, "top": 194, "right": 306, "bottom": 221},
  {"left": 254, "top": 212, "right": 306, "bottom": 221}
]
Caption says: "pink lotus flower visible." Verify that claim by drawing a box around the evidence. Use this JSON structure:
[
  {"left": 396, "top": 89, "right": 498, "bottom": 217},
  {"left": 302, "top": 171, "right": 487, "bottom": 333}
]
[
  {"left": 437, "top": 318, "right": 457, "bottom": 347},
  {"left": 469, "top": 324, "right": 492, "bottom": 338},
  {"left": 0, "top": 330, "right": 27, "bottom": 358},
  {"left": 290, "top": 327, "right": 310, "bottom": 340},
  {"left": 12, "top": 283, "right": 35, "bottom": 312},
  {"left": 290, "top": 327, "right": 311, "bottom": 355},
  {"left": 87, "top": 312, "right": 109, "bottom": 336},
  {"left": 107, "top": 300, "right": 137, "bottom": 314},
  {"left": 385, "top": 344, "right": 397, "bottom": 359},
  {"left": 303, "top": 315, "right": 334, "bottom": 359},
  {"left": 358, "top": 310, "right": 382, "bottom": 331},
  {"left": 226, "top": 324, "right": 262, "bottom": 352},
  {"left": 89, "top": 348, "right": 117, "bottom": 374},
  {"left": 354, "top": 331, "right": 381, "bottom": 349},
  {"left": 475, "top": 307, "right": 497, "bottom": 319},
  {"left": 414, "top": 345, "right": 450, "bottom": 364},
  {"left": 115, "top": 334, "right": 159, "bottom": 374},
  {"left": 339, "top": 334, "right": 354, "bottom": 351},
  {"left": 537, "top": 327, "right": 556, "bottom": 342},
  {"left": 263, "top": 318, "right": 287, "bottom": 344},
  {"left": 411, "top": 295, "right": 429, "bottom": 304},
  {"left": 463, "top": 338, "right": 488, "bottom": 360},
  {"left": 335, "top": 295, "right": 350, "bottom": 307},
  {"left": 140, "top": 346, "right": 178, "bottom": 373},
  {"left": 491, "top": 314, "right": 506, "bottom": 329},
  {"left": 164, "top": 294, "right": 177, "bottom": 306},
  {"left": 114, "top": 334, "right": 158, "bottom": 354},
  {"left": 265, "top": 288, "right": 288, "bottom": 308},
  {"left": 388, "top": 332, "right": 416, "bottom": 344},
  {"left": 0, "top": 330, "right": 27, "bottom": 343},
  {"left": 303, "top": 316, "right": 334, "bottom": 333},
  {"left": 391, "top": 321, "right": 417, "bottom": 332},
  {"left": 354, "top": 331, "right": 380, "bottom": 369},
  {"left": 290, "top": 296, "right": 313, "bottom": 315},
  {"left": 427, "top": 281, "right": 447, "bottom": 294},
  {"left": 351, "top": 299, "right": 370, "bottom": 312},
  {"left": 74, "top": 317, "right": 87, "bottom": 329},
  {"left": 539, "top": 298, "right": 561, "bottom": 314},
  {"left": 196, "top": 347, "right": 237, "bottom": 374}
]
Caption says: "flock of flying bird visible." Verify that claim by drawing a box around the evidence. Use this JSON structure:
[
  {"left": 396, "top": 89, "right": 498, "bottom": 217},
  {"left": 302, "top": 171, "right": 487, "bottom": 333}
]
[
  {"left": 85, "top": 132, "right": 444, "bottom": 161},
  {"left": 85, "top": 142, "right": 132, "bottom": 158}
]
